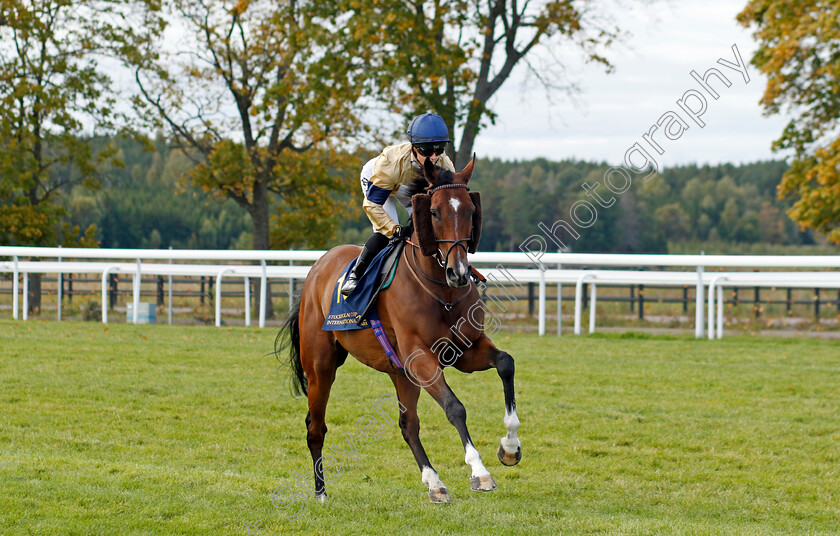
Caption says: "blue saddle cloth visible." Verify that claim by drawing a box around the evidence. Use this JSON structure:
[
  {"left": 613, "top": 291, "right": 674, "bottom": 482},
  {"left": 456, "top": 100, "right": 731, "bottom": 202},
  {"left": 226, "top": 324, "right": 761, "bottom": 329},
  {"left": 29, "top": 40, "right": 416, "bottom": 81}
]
[{"left": 322, "top": 242, "right": 398, "bottom": 331}]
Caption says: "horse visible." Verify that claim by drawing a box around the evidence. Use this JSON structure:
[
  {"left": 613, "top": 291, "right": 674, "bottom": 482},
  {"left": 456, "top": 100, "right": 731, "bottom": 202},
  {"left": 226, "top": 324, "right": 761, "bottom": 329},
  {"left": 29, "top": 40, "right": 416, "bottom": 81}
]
[{"left": 276, "top": 156, "right": 521, "bottom": 503}]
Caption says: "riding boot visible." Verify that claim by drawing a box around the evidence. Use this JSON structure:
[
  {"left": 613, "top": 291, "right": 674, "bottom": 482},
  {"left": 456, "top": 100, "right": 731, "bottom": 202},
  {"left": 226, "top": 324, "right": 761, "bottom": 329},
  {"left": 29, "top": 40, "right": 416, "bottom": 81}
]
[{"left": 341, "top": 232, "right": 390, "bottom": 297}]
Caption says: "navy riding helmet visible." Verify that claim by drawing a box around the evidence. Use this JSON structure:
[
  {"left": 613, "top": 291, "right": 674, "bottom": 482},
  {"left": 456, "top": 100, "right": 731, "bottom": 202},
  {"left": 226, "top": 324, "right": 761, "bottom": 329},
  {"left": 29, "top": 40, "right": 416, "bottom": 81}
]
[{"left": 406, "top": 113, "right": 451, "bottom": 144}]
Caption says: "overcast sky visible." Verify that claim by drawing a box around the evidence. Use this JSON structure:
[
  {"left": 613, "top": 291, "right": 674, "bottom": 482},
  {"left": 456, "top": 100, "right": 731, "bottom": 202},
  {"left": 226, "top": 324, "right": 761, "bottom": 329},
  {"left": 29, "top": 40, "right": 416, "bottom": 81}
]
[{"left": 473, "top": 0, "right": 790, "bottom": 167}]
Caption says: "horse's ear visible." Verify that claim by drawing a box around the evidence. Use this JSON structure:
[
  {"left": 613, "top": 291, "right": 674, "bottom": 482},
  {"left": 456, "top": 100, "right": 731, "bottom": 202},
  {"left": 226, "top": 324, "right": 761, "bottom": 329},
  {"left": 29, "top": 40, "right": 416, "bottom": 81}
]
[
  {"left": 468, "top": 192, "right": 482, "bottom": 254},
  {"left": 422, "top": 156, "right": 437, "bottom": 186},
  {"left": 456, "top": 154, "right": 476, "bottom": 184},
  {"left": 411, "top": 194, "right": 437, "bottom": 256}
]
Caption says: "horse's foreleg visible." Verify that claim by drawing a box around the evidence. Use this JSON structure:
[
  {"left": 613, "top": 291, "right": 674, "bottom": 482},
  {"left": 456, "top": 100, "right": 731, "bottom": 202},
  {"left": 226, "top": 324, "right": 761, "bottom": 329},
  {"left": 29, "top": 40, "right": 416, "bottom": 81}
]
[
  {"left": 390, "top": 375, "right": 451, "bottom": 502},
  {"left": 408, "top": 351, "right": 496, "bottom": 492},
  {"left": 441, "top": 387, "right": 496, "bottom": 491},
  {"left": 494, "top": 348, "right": 522, "bottom": 466},
  {"left": 454, "top": 336, "right": 522, "bottom": 467}
]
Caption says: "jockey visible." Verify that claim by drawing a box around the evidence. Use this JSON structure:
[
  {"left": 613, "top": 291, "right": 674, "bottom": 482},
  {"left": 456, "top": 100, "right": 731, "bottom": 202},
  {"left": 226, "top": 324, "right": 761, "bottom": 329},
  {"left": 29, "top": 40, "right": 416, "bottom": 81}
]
[{"left": 341, "top": 112, "right": 455, "bottom": 297}]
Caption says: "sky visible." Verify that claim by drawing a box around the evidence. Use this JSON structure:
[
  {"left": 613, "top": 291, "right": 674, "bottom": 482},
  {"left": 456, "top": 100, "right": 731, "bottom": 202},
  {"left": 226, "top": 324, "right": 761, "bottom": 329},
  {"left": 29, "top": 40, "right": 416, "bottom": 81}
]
[{"left": 472, "top": 0, "right": 790, "bottom": 167}]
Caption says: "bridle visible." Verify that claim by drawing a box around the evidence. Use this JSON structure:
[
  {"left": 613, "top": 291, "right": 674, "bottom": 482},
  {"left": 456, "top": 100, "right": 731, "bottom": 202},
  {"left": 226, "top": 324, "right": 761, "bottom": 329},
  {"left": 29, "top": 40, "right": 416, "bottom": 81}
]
[
  {"left": 419, "top": 183, "right": 473, "bottom": 269},
  {"left": 403, "top": 182, "right": 475, "bottom": 312}
]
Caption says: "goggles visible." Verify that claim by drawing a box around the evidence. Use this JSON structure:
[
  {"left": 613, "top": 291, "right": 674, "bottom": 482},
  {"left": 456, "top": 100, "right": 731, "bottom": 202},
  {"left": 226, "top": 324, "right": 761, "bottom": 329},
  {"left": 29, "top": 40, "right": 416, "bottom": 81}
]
[{"left": 413, "top": 143, "right": 447, "bottom": 157}]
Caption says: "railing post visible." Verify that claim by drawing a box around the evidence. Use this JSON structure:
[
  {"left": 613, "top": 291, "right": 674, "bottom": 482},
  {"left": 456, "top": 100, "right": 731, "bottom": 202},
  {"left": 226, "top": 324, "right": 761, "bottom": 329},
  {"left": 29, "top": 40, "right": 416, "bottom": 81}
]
[
  {"left": 215, "top": 268, "right": 232, "bottom": 327},
  {"left": 708, "top": 275, "right": 728, "bottom": 340},
  {"left": 289, "top": 255, "right": 295, "bottom": 310},
  {"left": 132, "top": 259, "right": 141, "bottom": 324},
  {"left": 101, "top": 265, "right": 119, "bottom": 324},
  {"left": 589, "top": 283, "right": 597, "bottom": 334},
  {"left": 556, "top": 260, "right": 562, "bottom": 336},
  {"left": 57, "top": 245, "right": 63, "bottom": 322},
  {"left": 22, "top": 272, "right": 29, "bottom": 321},
  {"left": 168, "top": 247, "right": 173, "bottom": 325},
  {"left": 244, "top": 276, "right": 251, "bottom": 327},
  {"left": 259, "top": 260, "right": 267, "bottom": 328},
  {"left": 538, "top": 268, "right": 546, "bottom": 336},
  {"left": 12, "top": 256, "right": 19, "bottom": 320},
  {"left": 708, "top": 277, "right": 717, "bottom": 340},
  {"left": 574, "top": 274, "right": 595, "bottom": 336},
  {"left": 695, "top": 254, "right": 704, "bottom": 339}
]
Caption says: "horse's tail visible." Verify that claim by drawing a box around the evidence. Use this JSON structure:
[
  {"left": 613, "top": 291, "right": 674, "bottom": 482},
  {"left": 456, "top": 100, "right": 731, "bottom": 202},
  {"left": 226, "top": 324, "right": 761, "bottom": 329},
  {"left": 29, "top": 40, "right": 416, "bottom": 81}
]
[{"left": 275, "top": 297, "right": 307, "bottom": 396}]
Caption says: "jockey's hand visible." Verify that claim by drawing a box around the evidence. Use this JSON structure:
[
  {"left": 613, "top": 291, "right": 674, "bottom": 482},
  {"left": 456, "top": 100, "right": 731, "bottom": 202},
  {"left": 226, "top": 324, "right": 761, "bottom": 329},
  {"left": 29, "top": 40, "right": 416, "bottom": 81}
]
[{"left": 398, "top": 224, "right": 413, "bottom": 240}]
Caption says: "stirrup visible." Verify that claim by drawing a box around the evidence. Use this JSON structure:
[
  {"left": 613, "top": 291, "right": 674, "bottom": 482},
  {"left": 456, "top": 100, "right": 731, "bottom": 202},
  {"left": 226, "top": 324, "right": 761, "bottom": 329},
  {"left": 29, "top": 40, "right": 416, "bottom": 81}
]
[{"left": 341, "top": 272, "right": 360, "bottom": 297}]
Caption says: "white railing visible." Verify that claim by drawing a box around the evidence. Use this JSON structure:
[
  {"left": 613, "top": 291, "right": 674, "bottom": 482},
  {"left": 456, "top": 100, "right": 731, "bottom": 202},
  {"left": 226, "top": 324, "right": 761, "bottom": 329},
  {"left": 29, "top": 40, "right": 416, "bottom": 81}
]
[{"left": 3, "top": 246, "right": 840, "bottom": 338}]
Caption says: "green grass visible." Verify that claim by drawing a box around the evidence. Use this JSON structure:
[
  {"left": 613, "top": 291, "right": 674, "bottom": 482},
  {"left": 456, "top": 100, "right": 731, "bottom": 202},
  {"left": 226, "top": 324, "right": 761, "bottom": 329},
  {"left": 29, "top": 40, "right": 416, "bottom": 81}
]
[{"left": 1, "top": 320, "right": 839, "bottom": 535}]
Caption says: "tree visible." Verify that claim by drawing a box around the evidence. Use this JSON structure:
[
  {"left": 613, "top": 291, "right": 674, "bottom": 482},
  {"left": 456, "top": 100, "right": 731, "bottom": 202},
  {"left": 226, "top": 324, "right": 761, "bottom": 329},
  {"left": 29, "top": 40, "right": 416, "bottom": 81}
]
[
  {"left": 346, "top": 0, "right": 621, "bottom": 166},
  {"left": 738, "top": 1, "right": 840, "bottom": 242},
  {"left": 654, "top": 203, "right": 690, "bottom": 243},
  {"left": 117, "top": 0, "right": 366, "bottom": 252},
  {"left": 0, "top": 0, "right": 116, "bottom": 312}
]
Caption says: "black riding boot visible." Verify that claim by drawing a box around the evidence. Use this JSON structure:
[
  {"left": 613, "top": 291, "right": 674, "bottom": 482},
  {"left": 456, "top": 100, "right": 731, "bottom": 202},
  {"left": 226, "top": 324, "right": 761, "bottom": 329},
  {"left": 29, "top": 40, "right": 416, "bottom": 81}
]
[{"left": 341, "top": 232, "right": 390, "bottom": 297}]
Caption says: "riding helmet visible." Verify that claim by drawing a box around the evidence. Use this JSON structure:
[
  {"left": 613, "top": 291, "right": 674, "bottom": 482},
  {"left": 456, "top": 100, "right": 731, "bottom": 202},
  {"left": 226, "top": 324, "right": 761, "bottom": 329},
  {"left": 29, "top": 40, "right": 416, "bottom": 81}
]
[{"left": 406, "top": 113, "right": 451, "bottom": 144}]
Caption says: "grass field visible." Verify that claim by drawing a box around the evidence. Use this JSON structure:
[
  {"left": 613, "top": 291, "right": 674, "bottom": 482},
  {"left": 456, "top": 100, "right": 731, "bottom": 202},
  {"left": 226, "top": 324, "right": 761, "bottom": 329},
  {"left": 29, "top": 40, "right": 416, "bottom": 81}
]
[{"left": 1, "top": 319, "right": 839, "bottom": 535}]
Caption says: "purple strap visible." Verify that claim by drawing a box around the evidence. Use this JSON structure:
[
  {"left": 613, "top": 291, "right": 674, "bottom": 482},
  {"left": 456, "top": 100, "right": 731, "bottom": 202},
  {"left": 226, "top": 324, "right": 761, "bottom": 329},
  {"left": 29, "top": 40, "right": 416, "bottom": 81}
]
[{"left": 369, "top": 316, "right": 404, "bottom": 371}]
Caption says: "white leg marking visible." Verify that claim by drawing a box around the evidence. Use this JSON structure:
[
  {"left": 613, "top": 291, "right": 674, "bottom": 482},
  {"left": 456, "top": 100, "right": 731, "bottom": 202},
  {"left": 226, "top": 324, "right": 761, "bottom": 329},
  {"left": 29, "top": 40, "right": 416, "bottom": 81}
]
[
  {"left": 500, "top": 407, "right": 521, "bottom": 453},
  {"left": 421, "top": 466, "right": 445, "bottom": 490},
  {"left": 464, "top": 442, "right": 491, "bottom": 478}
]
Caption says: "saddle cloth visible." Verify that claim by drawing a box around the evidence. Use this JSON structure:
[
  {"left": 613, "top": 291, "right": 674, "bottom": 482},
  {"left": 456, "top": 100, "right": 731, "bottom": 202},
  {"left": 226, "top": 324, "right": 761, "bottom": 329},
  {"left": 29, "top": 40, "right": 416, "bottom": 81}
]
[
  {"left": 322, "top": 240, "right": 405, "bottom": 370},
  {"left": 322, "top": 240, "right": 404, "bottom": 331}
]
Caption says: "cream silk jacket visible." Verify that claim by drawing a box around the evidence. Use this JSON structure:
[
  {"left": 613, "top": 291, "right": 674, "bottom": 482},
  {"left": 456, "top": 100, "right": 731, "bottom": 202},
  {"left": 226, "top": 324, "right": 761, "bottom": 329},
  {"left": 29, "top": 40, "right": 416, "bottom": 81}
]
[{"left": 362, "top": 142, "right": 455, "bottom": 237}]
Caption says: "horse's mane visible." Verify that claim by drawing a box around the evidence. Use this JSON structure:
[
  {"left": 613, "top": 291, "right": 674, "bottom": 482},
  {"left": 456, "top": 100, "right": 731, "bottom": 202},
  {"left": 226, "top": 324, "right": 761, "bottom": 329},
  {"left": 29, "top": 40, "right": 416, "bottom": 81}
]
[{"left": 405, "top": 165, "right": 454, "bottom": 197}]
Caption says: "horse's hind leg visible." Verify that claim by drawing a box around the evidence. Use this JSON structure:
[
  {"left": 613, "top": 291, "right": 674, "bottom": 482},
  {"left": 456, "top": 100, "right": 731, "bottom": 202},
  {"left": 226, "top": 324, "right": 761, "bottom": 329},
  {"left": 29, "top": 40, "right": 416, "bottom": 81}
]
[
  {"left": 390, "top": 375, "right": 451, "bottom": 503},
  {"left": 302, "top": 331, "right": 343, "bottom": 500}
]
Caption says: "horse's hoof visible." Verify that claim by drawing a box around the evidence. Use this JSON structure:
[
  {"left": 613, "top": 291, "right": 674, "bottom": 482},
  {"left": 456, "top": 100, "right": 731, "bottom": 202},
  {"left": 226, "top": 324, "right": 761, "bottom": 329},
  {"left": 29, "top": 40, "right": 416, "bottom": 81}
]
[
  {"left": 497, "top": 444, "right": 522, "bottom": 466},
  {"left": 470, "top": 474, "right": 497, "bottom": 492},
  {"left": 429, "top": 487, "right": 452, "bottom": 503},
  {"left": 315, "top": 491, "right": 327, "bottom": 502}
]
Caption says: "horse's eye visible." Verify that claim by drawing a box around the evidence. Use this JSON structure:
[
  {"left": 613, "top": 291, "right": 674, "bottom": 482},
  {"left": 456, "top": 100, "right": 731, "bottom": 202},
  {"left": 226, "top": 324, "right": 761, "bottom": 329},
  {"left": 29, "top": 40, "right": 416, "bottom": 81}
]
[{"left": 430, "top": 209, "right": 440, "bottom": 219}]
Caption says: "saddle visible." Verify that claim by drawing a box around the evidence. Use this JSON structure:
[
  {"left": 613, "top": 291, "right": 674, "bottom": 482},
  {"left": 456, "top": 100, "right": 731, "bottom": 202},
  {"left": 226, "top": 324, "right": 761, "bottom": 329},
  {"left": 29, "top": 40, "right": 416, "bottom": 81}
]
[
  {"left": 360, "top": 238, "right": 405, "bottom": 320},
  {"left": 322, "top": 237, "right": 406, "bottom": 370},
  {"left": 322, "top": 237, "right": 406, "bottom": 332}
]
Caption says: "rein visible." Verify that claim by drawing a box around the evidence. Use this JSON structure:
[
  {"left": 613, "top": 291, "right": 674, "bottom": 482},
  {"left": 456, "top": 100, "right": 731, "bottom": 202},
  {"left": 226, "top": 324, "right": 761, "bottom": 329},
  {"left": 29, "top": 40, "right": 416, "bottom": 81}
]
[{"left": 403, "top": 246, "right": 473, "bottom": 312}]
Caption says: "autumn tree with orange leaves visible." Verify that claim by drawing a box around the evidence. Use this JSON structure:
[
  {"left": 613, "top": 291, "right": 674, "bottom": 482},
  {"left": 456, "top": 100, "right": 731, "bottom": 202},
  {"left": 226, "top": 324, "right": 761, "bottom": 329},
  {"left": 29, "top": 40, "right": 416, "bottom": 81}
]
[
  {"left": 341, "top": 0, "right": 622, "bottom": 167},
  {"left": 738, "top": 1, "right": 840, "bottom": 242},
  {"left": 117, "top": 0, "right": 367, "bottom": 252}
]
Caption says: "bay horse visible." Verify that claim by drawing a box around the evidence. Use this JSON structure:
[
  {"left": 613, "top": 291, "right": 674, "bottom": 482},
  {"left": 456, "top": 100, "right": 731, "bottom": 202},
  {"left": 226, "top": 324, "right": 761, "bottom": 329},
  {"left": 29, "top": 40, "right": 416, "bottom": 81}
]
[{"left": 277, "top": 157, "right": 521, "bottom": 503}]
